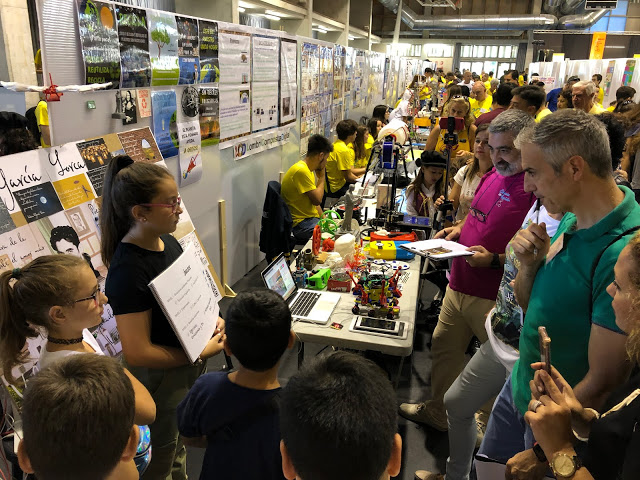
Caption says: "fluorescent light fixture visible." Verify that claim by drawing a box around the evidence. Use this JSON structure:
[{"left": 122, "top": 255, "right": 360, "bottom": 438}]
[
  {"left": 264, "top": 14, "right": 280, "bottom": 21},
  {"left": 238, "top": 1, "right": 255, "bottom": 8},
  {"left": 313, "top": 26, "right": 328, "bottom": 33},
  {"left": 348, "top": 35, "right": 356, "bottom": 40},
  {"left": 605, "top": 45, "right": 625, "bottom": 48},
  {"left": 265, "top": 10, "right": 282, "bottom": 17},
  {"left": 238, "top": 6, "right": 245, "bottom": 12}
]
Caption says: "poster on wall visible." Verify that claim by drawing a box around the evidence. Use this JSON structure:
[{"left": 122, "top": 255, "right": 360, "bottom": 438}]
[
  {"left": 604, "top": 60, "right": 616, "bottom": 97},
  {"left": 219, "top": 84, "right": 250, "bottom": 147},
  {"left": 76, "top": 138, "right": 112, "bottom": 196},
  {"left": 177, "top": 16, "right": 199, "bottom": 85},
  {"left": 199, "top": 87, "right": 220, "bottom": 147},
  {"left": 199, "top": 20, "right": 219, "bottom": 84},
  {"left": 177, "top": 121, "right": 202, "bottom": 186},
  {"left": 252, "top": 34, "right": 279, "bottom": 133},
  {"left": 151, "top": 90, "right": 179, "bottom": 158},
  {"left": 115, "top": 5, "right": 151, "bottom": 88},
  {"left": 219, "top": 30, "right": 251, "bottom": 85},
  {"left": 76, "top": 0, "right": 121, "bottom": 87},
  {"left": 148, "top": 11, "right": 179, "bottom": 86},
  {"left": 118, "top": 127, "right": 163, "bottom": 163},
  {"left": 333, "top": 45, "right": 345, "bottom": 102},
  {"left": 279, "top": 38, "right": 297, "bottom": 126},
  {"left": 120, "top": 89, "right": 138, "bottom": 125},
  {"left": 137, "top": 88, "right": 151, "bottom": 117},
  {"left": 623, "top": 60, "right": 636, "bottom": 87},
  {"left": 232, "top": 127, "right": 291, "bottom": 161},
  {"left": 301, "top": 43, "right": 319, "bottom": 97},
  {"left": 41, "top": 145, "right": 97, "bottom": 210}
]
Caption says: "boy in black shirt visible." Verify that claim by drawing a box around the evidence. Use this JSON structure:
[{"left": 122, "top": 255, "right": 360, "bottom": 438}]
[{"left": 177, "top": 289, "right": 293, "bottom": 480}]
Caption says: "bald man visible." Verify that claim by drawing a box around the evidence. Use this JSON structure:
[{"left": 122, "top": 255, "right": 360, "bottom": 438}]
[{"left": 470, "top": 81, "right": 493, "bottom": 118}]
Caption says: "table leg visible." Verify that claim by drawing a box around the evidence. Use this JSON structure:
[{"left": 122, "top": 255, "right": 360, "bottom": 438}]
[
  {"left": 393, "top": 355, "right": 405, "bottom": 389},
  {"left": 298, "top": 341, "right": 305, "bottom": 369}
]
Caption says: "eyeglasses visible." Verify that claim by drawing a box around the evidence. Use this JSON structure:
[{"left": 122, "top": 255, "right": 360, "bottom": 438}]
[
  {"left": 74, "top": 288, "right": 100, "bottom": 307},
  {"left": 139, "top": 195, "right": 182, "bottom": 214},
  {"left": 469, "top": 206, "right": 490, "bottom": 223},
  {"left": 450, "top": 95, "right": 470, "bottom": 102}
]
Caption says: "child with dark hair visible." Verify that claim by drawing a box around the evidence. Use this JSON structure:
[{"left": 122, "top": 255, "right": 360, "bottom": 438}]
[
  {"left": 280, "top": 351, "right": 402, "bottom": 480},
  {"left": 177, "top": 289, "right": 293, "bottom": 480},
  {"left": 49, "top": 225, "right": 101, "bottom": 277},
  {"left": 405, "top": 150, "right": 446, "bottom": 219},
  {"left": 325, "top": 119, "right": 362, "bottom": 201},
  {"left": 101, "top": 155, "right": 225, "bottom": 478},
  {"left": 18, "top": 355, "right": 140, "bottom": 480}
]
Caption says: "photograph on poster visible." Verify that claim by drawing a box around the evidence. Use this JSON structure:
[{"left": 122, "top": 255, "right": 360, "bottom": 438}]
[
  {"left": 181, "top": 86, "right": 199, "bottom": 118},
  {"left": 76, "top": 138, "right": 112, "bottom": 197},
  {"left": 199, "top": 20, "right": 219, "bottom": 83},
  {"left": 148, "top": 11, "right": 179, "bottom": 85},
  {"left": 120, "top": 89, "right": 138, "bottom": 125},
  {"left": 251, "top": 82, "right": 278, "bottom": 132},
  {"left": 116, "top": 5, "right": 151, "bottom": 88},
  {"left": 151, "top": 90, "right": 179, "bottom": 158},
  {"left": 199, "top": 87, "right": 220, "bottom": 146},
  {"left": 177, "top": 16, "right": 199, "bottom": 85},
  {"left": 76, "top": 0, "right": 121, "bottom": 87}
]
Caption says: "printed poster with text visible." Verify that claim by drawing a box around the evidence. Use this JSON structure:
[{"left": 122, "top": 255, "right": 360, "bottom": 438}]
[
  {"left": 604, "top": 60, "right": 616, "bottom": 97},
  {"left": 148, "top": 11, "right": 179, "bottom": 86},
  {"left": 219, "top": 85, "right": 250, "bottom": 147},
  {"left": 199, "top": 87, "right": 220, "bottom": 147},
  {"left": 115, "top": 5, "right": 151, "bottom": 88},
  {"left": 41, "top": 144, "right": 97, "bottom": 210},
  {"left": 76, "top": 0, "right": 121, "bottom": 87},
  {"left": 117, "top": 127, "right": 163, "bottom": 163},
  {"left": 151, "top": 90, "right": 179, "bottom": 158},
  {"left": 199, "top": 20, "right": 219, "bottom": 83},
  {"left": 300, "top": 42, "right": 320, "bottom": 157},
  {"left": 137, "top": 88, "right": 151, "bottom": 117},
  {"left": 624, "top": 60, "right": 636, "bottom": 87},
  {"left": 76, "top": 138, "right": 112, "bottom": 196},
  {"left": 218, "top": 30, "right": 251, "bottom": 85},
  {"left": 177, "top": 16, "right": 199, "bottom": 85},
  {"left": 280, "top": 38, "right": 297, "bottom": 127},
  {"left": 177, "top": 86, "right": 202, "bottom": 185},
  {"left": 252, "top": 35, "right": 279, "bottom": 133}
]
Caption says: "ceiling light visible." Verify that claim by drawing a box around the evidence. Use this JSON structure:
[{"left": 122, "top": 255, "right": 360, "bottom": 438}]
[
  {"left": 348, "top": 35, "right": 356, "bottom": 40},
  {"left": 264, "top": 14, "right": 280, "bottom": 21},
  {"left": 238, "top": 1, "right": 256, "bottom": 8},
  {"left": 313, "top": 26, "right": 328, "bottom": 33},
  {"left": 265, "top": 10, "right": 283, "bottom": 17},
  {"left": 238, "top": 6, "right": 245, "bottom": 12}
]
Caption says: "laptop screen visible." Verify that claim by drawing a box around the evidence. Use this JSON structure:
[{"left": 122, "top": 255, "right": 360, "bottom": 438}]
[{"left": 262, "top": 254, "right": 297, "bottom": 302}]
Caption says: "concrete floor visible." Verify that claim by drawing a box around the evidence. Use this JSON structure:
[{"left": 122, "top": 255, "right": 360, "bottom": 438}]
[{"left": 186, "top": 258, "right": 453, "bottom": 480}]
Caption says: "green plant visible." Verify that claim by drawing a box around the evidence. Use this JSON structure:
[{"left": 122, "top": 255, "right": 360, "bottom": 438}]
[{"left": 151, "top": 26, "right": 170, "bottom": 58}]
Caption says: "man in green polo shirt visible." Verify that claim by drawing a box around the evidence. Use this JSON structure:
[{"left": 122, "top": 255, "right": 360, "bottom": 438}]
[
  {"left": 477, "top": 109, "right": 640, "bottom": 477},
  {"left": 281, "top": 134, "right": 333, "bottom": 243}
]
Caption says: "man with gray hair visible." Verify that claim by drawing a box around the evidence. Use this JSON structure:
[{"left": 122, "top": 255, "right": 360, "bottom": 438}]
[
  {"left": 572, "top": 80, "right": 605, "bottom": 114},
  {"left": 478, "top": 109, "right": 640, "bottom": 479},
  {"left": 400, "top": 110, "right": 536, "bottom": 438}
]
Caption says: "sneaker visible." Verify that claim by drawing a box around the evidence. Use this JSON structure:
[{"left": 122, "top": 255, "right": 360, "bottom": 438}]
[
  {"left": 475, "top": 412, "right": 487, "bottom": 449},
  {"left": 398, "top": 401, "right": 448, "bottom": 431},
  {"left": 415, "top": 470, "right": 444, "bottom": 480}
]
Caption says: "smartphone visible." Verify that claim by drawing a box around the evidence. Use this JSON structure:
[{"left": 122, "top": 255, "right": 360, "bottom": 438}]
[
  {"left": 538, "top": 326, "right": 551, "bottom": 374},
  {"left": 350, "top": 316, "right": 408, "bottom": 339},
  {"left": 438, "top": 116, "right": 465, "bottom": 133}
]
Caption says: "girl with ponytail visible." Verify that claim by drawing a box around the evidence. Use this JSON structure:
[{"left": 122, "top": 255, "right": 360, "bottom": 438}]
[{"left": 101, "top": 155, "right": 225, "bottom": 479}]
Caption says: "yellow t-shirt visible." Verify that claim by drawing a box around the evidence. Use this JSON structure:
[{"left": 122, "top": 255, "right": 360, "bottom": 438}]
[
  {"left": 419, "top": 86, "right": 430, "bottom": 101},
  {"left": 589, "top": 103, "right": 606, "bottom": 115},
  {"left": 597, "top": 86, "right": 604, "bottom": 105},
  {"left": 364, "top": 134, "right": 374, "bottom": 163},
  {"left": 484, "top": 80, "right": 491, "bottom": 91},
  {"left": 326, "top": 139, "right": 354, "bottom": 193},
  {"left": 606, "top": 105, "right": 615, "bottom": 112},
  {"left": 35, "top": 100, "right": 49, "bottom": 147},
  {"left": 518, "top": 75, "right": 524, "bottom": 86},
  {"left": 435, "top": 126, "right": 471, "bottom": 156},
  {"left": 535, "top": 107, "right": 552, "bottom": 123},
  {"left": 281, "top": 160, "right": 320, "bottom": 227},
  {"left": 469, "top": 95, "right": 493, "bottom": 118}
]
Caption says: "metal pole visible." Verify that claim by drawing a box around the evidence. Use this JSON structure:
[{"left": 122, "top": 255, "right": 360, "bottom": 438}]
[{"left": 393, "top": 0, "right": 403, "bottom": 44}]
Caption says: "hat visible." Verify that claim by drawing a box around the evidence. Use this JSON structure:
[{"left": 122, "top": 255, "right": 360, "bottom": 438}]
[{"left": 417, "top": 151, "right": 447, "bottom": 169}]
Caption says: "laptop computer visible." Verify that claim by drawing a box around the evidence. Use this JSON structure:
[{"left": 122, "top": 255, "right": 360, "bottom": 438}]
[{"left": 261, "top": 253, "right": 341, "bottom": 324}]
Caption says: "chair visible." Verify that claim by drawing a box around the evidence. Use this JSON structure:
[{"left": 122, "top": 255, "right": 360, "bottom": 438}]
[{"left": 259, "top": 181, "right": 296, "bottom": 262}]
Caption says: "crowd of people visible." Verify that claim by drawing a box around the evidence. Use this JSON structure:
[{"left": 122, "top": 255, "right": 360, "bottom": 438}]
[{"left": 2, "top": 65, "right": 640, "bottom": 480}]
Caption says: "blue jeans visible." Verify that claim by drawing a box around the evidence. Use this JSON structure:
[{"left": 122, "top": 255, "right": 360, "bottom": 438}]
[
  {"left": 477, "top": 375, "right": 534, "bottom": 463},
  {"left": 293, "top": 217, "right": 319, "bottom": 243}
]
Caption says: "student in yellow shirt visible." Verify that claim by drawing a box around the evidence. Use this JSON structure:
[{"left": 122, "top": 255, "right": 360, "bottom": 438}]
[
  {"left": 481, "top": 72, "right": 491, "bottom": 92},
  {"left": 350, "top": 125, "right": 369, "bottom": 169},
  {"left": 325, "top": 120, "right": 361, "bottom": 202},
  {"left": 592, "top": 73, "right": 604, "bottom": 105},
  {"left": 281, "top": 134, "right": 333, "bottom": 242},
  {"left": 469, "top": 81, "right": 492, "bottom": 118},
  {"left": 35, "top": 95, "right": 50, "bottom": 147}
]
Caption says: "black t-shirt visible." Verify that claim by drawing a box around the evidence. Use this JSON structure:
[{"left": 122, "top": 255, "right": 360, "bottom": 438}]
[
  {"left": 105, "top": 234, "right": 183, "bottom": 349},
  {"left": 585, "top": 371, "right": 640, "bottom": 480}
]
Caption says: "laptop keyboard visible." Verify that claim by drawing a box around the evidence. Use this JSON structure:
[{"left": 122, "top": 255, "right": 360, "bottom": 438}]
[{"left": 291, "top": 291, "right": 321, "bottom": 317}]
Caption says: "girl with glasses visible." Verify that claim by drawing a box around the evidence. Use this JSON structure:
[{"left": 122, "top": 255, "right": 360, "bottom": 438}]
[
  {"left": 0, "top": 254, "right": 156, "bottom": 475},
  {"left": 101, "top": 155, "right": 225, "bottom": 479}
]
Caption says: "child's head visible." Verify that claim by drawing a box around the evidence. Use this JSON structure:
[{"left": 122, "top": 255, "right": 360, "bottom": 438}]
[
  {"left": 335, "top": 119, "right": 358, "bottom": 142},
  {"left": 367, "top": 117, "right": 382, "bottom": 140},
  {"left": 410, "top": 151, "right": 446, "bottom": 196},
  {"left": 225, "top": 289, "right": 292, "bottom": 372},
  {"left": 100, "top": 155, "right": 178, "bottom": 266},
  {"left": 0, "top": 255, "right": 105, "bottom": 382},
  {"left": 280, "top": 351, "right": 401, "bottom": 480},
  {"left": 18, "top": 355, "right": 138, "bottom": 480},
  {"left": 353, "top": 125, "right": 368, "bottom": 160}
]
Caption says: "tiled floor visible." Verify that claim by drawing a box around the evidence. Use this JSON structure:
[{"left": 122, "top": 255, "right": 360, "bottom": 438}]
[{"left": 186, "top": 258, "right": 454, "bottom": 480}]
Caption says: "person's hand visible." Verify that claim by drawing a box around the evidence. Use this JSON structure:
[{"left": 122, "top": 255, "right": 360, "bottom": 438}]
[
  {"left": 434, "top": 195, "right": 445, "bottom": 208},
  {"left": 505, "top": 449, "right": 549, "bottom": 480},
  {"left": 524, "top": 394, "right": 574, "bottom": 461},
  {"left": 511, "top": 223, "right": 550, "bottom": 268},
  {"left": 615, "top": 169, "right": 628, "bottom": 180},
  {"left": 316, "top": 165, "right": 326, "bottom": 175},
  {"left": 529, "top": 363, "right": 582, "bottom": 416},
  {"left": 464, "top": 245, "right": 492, "bottom": 268},
  {"left": 200, "top": 331, "right": 225, "bottom": 360},
  {"left": 214, "top": 317, "right": 225, "bottom": 335},
  {"left": 434, "top": 225, "right": 462, "bottom": 241}
]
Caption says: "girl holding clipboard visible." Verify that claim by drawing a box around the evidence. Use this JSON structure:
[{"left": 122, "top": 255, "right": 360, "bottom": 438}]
[{"left": 101, "top": 155, "right": 225, "bottom": 479}]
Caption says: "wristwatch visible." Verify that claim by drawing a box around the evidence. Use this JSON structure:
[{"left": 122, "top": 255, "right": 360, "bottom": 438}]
[
  {"left": 550, "top": 452, "right": 583, "bottom": 478},
  {"left": 532, "top": 442, "right": 547, "bottom": 463},
  {"left": 490, "top": 253, "right": 501, "bottom": 269}
]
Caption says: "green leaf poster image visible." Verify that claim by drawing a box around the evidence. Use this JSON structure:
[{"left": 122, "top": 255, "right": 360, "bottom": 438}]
[
  {"left": 199, "top": 21, "right": 219, "bottom": 84},
  {"left": 177, "top": 16, "right": 199, "bottom": 85},
  {"left": 116, "top": 5, "right": 151, "bottom": 88},
  {"left": 76, "top": 0, "right": 121, "bottom": 88},
  {"left": 148, "top": 11, "right": 179, "bottom": 86}
]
